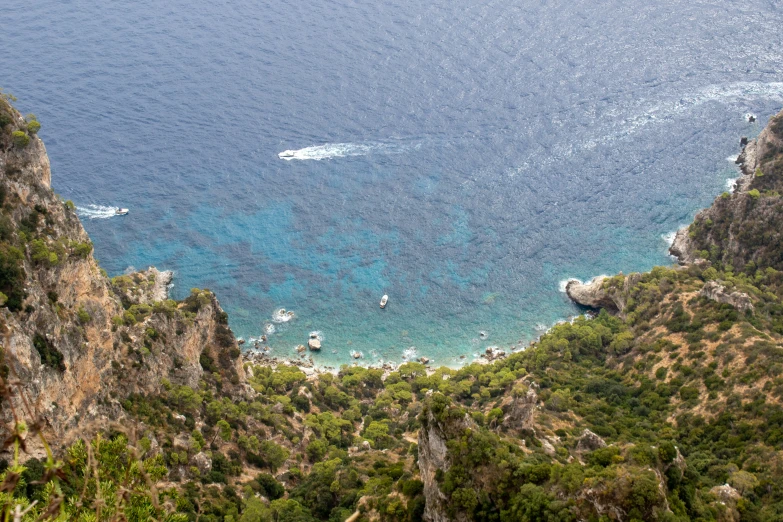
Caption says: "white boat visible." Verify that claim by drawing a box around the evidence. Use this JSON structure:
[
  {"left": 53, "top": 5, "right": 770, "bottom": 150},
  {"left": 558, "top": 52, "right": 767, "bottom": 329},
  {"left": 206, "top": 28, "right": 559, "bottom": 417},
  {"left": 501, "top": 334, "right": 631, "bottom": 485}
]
[
  {"left": 115, "top": 208, "right": 129, "bottom": 216},
  {"left": 380, "top": 295, "right": 388, "bottom": 308},
  {"left": 278, "top": 150, "right": 295, "bottom": 159}
]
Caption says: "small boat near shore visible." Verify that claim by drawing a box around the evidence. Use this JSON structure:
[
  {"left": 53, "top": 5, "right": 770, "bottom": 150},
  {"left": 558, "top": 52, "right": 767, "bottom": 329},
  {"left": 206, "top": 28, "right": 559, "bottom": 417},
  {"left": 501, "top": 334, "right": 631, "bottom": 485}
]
[
  {"left": 115, "top": 208, "right": 129, "bottom": 216},
  {"left": 380, "top": 295, "right": 388, "bottom": 308}
]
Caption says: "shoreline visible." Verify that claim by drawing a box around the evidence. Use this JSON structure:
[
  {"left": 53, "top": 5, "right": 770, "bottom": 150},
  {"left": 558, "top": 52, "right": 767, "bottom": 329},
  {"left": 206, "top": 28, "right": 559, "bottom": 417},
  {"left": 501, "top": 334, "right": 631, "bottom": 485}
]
[{"left": 237, "top": 310, "right": 596, "bottom": 375}]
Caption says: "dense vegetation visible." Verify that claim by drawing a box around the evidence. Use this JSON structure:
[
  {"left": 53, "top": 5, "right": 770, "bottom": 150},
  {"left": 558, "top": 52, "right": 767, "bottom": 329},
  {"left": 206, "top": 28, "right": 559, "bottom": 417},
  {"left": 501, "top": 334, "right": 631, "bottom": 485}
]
[
  {"left": 5, "top": 256, "right": 783, "bottom": 521},
  {"left": 1, "top": 95, "right": 782, "bottom": 520}
]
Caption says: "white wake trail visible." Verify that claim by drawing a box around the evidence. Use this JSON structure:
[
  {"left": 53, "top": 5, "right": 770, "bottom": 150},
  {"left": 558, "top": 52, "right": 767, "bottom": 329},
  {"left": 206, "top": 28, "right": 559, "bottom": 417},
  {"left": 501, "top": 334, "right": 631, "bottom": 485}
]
[
  {"left": 278, "top": 141, "right": 412, "bottom": 161},
  {"left": 76, "top": 204, "right": 119, "bottom": 219}
]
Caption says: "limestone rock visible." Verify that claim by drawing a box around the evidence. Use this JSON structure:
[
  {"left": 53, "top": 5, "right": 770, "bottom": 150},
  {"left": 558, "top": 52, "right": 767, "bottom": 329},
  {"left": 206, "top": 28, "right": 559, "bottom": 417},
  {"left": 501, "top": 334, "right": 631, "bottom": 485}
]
[
  {"left": 711, "top": 483, "right": 740, "bottom": 503},
  {"left": 192, "top": 452, "right": 212, "bottom": 474},
  {"left": 700, "top": 281, "right": 754, "bottom": 313},
  {"left": 308, "top": 338, "right": 321, "bottom": 351},
  {"left": 0, "top": 101, "right": 246, "bottom": 457},
  {"left": 565, "top": 276, "right": 618, "bottom": 312},
  {"left": 541, "top": 439, "right": 556, "bottom": 456},
  {"left": 669, "top": 228, "right": 697, "bottom": 264},
  {"left": 418, "top": 409, "right": 475, "bottom": 522},
  {"left": 503, "top": 387, "right": 538, "bottom": 430},
  {"left": 576, "top": 429, "right": 607, "bottom": 453}
]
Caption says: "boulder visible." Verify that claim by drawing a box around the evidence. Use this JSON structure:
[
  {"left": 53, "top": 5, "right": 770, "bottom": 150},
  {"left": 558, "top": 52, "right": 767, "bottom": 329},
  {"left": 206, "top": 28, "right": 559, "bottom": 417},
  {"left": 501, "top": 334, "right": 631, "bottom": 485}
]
[
  {"left": 710, "top": 483, "right": 740, "bottom": 503},
  {"left": 192, "top": 452, "right": 212, "bottom": 474},
  {"left": 576, "top": 429, "right": 607, "bottom": 453},
  {"left": 565, "top": 276, "right": 619, "bottom": 312},
  {"left": 308, "top": 338, "right": 321, "bottom": 351},
  {"left": 503, "top": 387, "right": 538, "bottom": 430},
  {"left": 700, "top": 281, "right": 754, "bottom": 313}
]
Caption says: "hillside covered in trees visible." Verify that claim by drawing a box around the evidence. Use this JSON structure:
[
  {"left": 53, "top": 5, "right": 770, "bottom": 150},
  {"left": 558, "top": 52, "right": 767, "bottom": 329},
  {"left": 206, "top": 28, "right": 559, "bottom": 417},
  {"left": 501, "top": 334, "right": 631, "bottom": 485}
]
[{"left": 1, "top": 91, "right": 783, "bottom": 521}]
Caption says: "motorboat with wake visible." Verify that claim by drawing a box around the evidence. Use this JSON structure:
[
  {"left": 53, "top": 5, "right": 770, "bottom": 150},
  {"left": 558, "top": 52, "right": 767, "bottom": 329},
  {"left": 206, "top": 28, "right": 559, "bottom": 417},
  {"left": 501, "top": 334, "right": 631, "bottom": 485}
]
[
  {"left": 278, "top": 150, "right": 295, "bottom": 159},
  {"left": 115, "top": 208, "right": 129, "bottom": 216}
]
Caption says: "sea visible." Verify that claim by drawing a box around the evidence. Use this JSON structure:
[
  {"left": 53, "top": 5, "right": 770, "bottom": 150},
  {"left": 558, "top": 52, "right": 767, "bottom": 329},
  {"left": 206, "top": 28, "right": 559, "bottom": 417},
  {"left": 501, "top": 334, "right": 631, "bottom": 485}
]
[{"left": 3, "top": 0, "right": 783, "bottom": 368}]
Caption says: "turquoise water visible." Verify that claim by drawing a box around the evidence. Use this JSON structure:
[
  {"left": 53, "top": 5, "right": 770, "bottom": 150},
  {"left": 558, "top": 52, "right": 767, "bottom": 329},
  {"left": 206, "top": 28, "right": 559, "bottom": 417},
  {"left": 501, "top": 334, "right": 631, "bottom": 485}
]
[{"left": 3, "top": 0, "right": 783, "bottom": 367}]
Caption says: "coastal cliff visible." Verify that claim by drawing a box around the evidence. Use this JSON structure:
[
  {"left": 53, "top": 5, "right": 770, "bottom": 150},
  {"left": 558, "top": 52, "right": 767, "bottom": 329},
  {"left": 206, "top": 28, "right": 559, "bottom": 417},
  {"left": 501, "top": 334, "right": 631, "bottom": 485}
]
[
  {"left": 0, "top": 97, "right": 244, "bottom": 455},
  {"left": 2, "top": 90, "right": 783, "bottom": 521},
  {"left": 670, "top": 110, "right": 783, "bottom": 269}
]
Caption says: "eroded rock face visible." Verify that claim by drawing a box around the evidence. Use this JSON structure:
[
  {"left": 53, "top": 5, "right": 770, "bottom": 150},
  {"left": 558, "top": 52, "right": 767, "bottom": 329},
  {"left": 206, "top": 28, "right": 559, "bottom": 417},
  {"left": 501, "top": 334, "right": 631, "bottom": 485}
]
[
  {"left": 503, "top": 386, "right": 538, "bottom": 430},
  {"left": 700, "top": 281, "right": 754, "bottom": 313},
  {"left": 0, "top": 103, "right": 244, "bottom": 456},
  {"left": 418, "top": 409, "right": 451, "bottom": 522},
  {"left": 576, "top": 429, "right": 607, "bottom": 453},
  {"left": 192, "top": 452, "right": 212, "bottom": 474},
  {"left": 418, "top": 408, "right": 475, "bottom": 522},
  {"left": 670, "top": 109, "right": 783, "bottom": 270},
  {"left": 669, "top": 228, "right": 697, "bottom": 265},
  {"left": 565, "top": 277, "right": 617, "bottom": 311}
]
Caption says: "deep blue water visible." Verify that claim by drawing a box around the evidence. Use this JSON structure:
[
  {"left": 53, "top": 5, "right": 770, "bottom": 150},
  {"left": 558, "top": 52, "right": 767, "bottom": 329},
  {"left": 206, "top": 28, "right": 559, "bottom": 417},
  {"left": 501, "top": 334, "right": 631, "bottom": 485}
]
[{"left": 3, "top": 0, "right": 783, "bottom": 367}]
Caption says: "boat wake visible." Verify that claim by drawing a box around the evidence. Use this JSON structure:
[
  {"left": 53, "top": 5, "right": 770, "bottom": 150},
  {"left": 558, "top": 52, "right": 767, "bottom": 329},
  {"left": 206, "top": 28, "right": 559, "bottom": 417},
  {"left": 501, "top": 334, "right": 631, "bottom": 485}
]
[
  {"left": 76, "top": 204, "right": 119, "bottom": 219},
  {"left": 278, "top": 140, "right": 414, "bottom": 161},
  {"left": 510, "top": 81, "right": 783, "bottom": 176}
]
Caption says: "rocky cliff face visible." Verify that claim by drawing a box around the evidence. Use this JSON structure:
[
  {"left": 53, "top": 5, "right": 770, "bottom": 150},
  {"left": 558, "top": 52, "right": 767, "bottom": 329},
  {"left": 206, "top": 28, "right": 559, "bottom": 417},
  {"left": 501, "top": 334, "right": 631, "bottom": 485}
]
[
  {"left": 565, "top": 273, "right": 642, "bottom": 316},
  {"left": 418, "top": 402, "right": 476, "bottom": 522},
  {"left": 670, "top": 109, "right": 783, "bottom": 270},
  {"left": 0, "top": 99, "right": 243, "bottom": 455}
]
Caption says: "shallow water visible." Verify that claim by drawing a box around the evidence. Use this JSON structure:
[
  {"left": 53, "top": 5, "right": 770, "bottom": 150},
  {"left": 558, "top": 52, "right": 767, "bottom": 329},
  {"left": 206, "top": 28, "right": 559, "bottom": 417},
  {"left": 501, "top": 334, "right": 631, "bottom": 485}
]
[{"left": 3, "top": 0, "right": 782, "bottom": 367}]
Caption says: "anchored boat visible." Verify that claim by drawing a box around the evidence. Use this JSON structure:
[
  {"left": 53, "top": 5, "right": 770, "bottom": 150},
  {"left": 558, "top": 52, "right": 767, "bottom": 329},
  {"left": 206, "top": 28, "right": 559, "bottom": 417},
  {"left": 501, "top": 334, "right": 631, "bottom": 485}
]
[{"left": 380, "top": 295, "right": 388, "bottom": 309}]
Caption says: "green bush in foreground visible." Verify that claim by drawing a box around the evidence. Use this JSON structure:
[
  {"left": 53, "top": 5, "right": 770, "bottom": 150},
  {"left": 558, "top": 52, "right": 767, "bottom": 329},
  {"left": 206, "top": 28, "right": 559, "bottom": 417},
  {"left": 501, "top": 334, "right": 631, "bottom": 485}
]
[{"left": 11, "top": 130, "right": 30, "bottom": 148}]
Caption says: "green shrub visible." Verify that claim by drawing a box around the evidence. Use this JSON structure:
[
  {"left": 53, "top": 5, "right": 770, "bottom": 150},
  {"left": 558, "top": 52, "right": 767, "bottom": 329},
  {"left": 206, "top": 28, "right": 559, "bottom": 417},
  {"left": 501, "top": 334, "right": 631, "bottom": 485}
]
[
  {"left": 11, "top": 130, "right": 29, "bottom": 148},
  {"left": 0, "top": 243, "right": 25, "bottom": 311},
  {"left": 33, "top": 333, "right": 65, "bottom": 371},
  {"left": 748, "top": 189, "right": 761, "bottom": 200},
  {"left": 77, "top": 306, "right": 91, "bottom": 324},
  {"left": 26, "top": 120, "right": 40, "bottom": 135},
  {"left": 30, "top": 239, "right": 59, "bottom": 266},
  {"left": 72, "top": 241, "right": 93, "bottom": 258}
]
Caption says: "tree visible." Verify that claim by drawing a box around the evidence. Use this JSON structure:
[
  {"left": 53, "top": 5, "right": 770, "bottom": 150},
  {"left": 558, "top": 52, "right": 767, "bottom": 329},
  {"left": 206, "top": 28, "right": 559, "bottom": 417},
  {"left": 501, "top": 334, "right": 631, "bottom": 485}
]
[
  {"left": 216, "top": 419, "right": 232, "bottom": 443},
  {"left": 364, "top": 421, "right": 391, "bottom": 449}
]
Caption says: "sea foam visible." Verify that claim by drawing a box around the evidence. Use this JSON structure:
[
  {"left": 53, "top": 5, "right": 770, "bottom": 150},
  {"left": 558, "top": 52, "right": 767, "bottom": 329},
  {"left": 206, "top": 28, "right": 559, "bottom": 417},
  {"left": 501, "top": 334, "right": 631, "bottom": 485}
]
[
  {"left": 76, "top": 204, "right": 120, "bottom": 219},
  {"left": 272, "top": 308, "right": 295, "bottom": 323},
  {"left": 559, "top": 279, "right": 579, "bottom": 293},
  {"left": 278, "top": 140, "right": 412, "bottom": 161}
]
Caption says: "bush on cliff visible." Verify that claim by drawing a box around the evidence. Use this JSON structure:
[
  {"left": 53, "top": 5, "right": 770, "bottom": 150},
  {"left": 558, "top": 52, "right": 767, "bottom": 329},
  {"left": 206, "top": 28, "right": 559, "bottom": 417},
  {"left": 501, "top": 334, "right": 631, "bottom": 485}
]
[{"left": 11, "top": 130, "right": 29, "bottom": 148}]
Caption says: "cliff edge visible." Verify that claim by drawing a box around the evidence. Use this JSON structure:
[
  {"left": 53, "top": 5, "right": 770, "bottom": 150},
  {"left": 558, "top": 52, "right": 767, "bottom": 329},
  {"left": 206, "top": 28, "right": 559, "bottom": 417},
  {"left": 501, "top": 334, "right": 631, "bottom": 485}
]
[{"left": 0, "top": 95, "right": 244, "bottom": 455}]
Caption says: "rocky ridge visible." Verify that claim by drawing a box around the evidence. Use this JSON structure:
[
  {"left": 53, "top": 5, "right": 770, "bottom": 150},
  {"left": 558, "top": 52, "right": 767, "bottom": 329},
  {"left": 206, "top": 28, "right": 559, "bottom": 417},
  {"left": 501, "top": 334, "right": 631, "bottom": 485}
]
[{"left": 0, "top": 98, "right": 244, "bottom": 456}]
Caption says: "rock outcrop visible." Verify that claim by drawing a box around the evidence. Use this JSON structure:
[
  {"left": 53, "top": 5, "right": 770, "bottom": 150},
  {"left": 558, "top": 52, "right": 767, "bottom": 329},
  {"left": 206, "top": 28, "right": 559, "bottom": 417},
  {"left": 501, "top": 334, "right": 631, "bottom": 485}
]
[
  {"left": 565, "top": 273, "right": 642, "bottom": 314},
  {"left": 502, "top": 386, "right": 538, "bottom": 430},
  {"left": 670, "top": 109, "right": 783, "bottom": 270},
  {"left": 418, "top": 409, "right": 452, "bottom": 522},
  {"left": 700, "top": 281, "right": 754, "bottom": 313},
  {"left": 565, "top": 277, "right": 618, "bottom": 312},
  {"left": 0, "top": 100, "right": 244, "bottom": 455},
  {"left": 418, "top": 405, "right": 475, "bottom": 522},
  {"left": 576, "top": 429, "right": 607, "bottom": 453}
]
